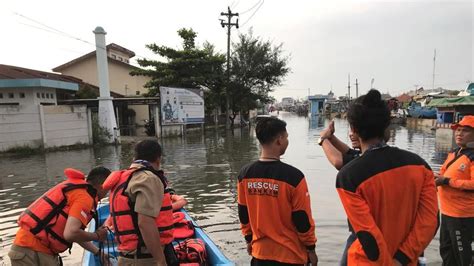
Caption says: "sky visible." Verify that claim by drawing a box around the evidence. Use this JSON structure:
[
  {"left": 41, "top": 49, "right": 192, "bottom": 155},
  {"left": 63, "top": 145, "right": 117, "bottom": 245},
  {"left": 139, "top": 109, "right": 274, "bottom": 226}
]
[{"left": 1, "top": 0, "right": 472, "bottom": 102}]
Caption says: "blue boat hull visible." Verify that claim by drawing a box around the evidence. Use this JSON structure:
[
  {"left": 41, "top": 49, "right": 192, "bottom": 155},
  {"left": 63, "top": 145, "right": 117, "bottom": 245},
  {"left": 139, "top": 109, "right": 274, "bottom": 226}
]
[
  {"left": 82, "top": 203, "right": 234, "bottom": 266},
  {"left": 408, "top": 106, "right": 437, "bottom": 119}
]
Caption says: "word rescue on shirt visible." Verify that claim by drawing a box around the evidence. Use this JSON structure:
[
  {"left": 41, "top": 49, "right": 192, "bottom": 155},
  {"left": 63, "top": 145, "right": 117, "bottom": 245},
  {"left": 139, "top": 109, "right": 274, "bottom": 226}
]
[{"left": 247, "top": 181, "right": 279, "bottom": 197}]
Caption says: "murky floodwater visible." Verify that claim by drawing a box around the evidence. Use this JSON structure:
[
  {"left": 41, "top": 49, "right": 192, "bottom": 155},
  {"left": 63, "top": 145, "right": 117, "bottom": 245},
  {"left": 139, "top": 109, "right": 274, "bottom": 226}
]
[{"left": 0, "top": 112, "right": 450, "bottom": 265}]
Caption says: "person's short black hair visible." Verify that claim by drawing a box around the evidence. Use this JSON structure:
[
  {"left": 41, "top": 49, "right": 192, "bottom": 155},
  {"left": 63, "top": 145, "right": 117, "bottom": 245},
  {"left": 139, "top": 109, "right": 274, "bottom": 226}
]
[
  {"left": 347, "top": 89, "right": 390, "bottom": 141},
  {"left": 134, "top": 139, "right": 162, "bottom": 162},
  {"left": 86, "top": 166, "right": 111, "bottom": 186},
  {"left": 256, "top": 117, "right": 287, "bottom": 145}
]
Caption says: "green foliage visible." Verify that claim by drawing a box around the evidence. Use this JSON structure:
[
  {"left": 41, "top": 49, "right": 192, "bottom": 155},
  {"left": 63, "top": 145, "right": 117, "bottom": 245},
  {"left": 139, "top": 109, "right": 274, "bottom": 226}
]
[
  {"left": 229, "top": 30, "right": 290, "bottom": 115},
  {"left": 76, "top": 84, "right": 99, "bottom": 99},
  {"left": 92, "top": 114, "right": 112, "bottom": 145},
  {"left": 130, "top": 28, "right": 226, "bottom": 100}
]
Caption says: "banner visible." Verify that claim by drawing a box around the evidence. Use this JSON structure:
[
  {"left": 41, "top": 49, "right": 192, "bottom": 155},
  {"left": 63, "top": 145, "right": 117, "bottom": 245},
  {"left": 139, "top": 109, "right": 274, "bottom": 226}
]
[{"left": 160, "top": 87, "right": 205, "bottom": 125}]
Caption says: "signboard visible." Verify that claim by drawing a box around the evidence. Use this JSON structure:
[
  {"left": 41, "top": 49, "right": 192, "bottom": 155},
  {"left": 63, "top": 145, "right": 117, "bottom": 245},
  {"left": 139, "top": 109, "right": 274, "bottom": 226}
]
[{"left": 159, "top": 87, "right": 205, "bottom": 125}]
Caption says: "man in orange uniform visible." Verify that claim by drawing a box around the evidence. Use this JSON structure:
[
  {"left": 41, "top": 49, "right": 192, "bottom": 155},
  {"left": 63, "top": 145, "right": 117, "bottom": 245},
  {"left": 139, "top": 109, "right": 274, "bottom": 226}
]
[
  {"left": 435, "top": 115, "right": 474, "bottom": 266},
  {"left": 336, "top": 90, "right": 439, "bottom": 265},
  {"left": 238, "top": 117, "right": 318, "bottom": 266},
  {"left": 8, "top": 167, "right": 110, "bottom": 265}
]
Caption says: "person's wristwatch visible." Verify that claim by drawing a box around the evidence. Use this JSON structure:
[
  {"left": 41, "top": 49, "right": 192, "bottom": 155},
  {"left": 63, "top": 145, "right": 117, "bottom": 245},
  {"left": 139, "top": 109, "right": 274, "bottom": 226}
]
[{"left": 318, "top": 137, "right": 326, "bottom": 146}]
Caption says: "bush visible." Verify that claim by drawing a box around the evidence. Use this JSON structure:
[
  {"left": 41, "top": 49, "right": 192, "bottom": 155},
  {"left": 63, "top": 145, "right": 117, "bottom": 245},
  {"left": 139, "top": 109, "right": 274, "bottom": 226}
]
[{"left": 92, "top": 114, "right": 112, "bottom": 145}]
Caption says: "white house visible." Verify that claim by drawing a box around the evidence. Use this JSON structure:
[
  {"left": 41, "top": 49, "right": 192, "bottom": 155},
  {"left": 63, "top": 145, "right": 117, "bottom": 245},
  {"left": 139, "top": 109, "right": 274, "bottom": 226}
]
[{"left": 0, "top": 64, "right": 93, "bottom": 151}]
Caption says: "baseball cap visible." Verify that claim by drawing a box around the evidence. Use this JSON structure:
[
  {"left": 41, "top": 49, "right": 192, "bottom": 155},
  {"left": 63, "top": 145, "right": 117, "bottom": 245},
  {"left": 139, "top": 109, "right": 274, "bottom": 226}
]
[{"left": 451, "top": 115, "right": 474, "bottom": 130}]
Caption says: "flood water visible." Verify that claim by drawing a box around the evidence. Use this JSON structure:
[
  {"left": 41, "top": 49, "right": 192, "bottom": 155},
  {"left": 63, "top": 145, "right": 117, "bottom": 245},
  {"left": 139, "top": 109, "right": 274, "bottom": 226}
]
[{"left": 0, "top": 112, "right": 450, "bottom": 265}]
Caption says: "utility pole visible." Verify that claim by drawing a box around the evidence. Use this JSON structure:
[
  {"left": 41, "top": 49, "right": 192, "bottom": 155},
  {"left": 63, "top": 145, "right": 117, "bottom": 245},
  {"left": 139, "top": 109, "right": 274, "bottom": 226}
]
[
  {"left": 347, "top": 73, "right": 351, "bottom": 100},
  {"left": 220, "top": 7, "right": 239, "bottom": 129},
  {"left": 432, "top": 49, "right": 436, "bottom": 91},
  {"left": 355, "top": 78, "right": 359, "bottom": 98}
]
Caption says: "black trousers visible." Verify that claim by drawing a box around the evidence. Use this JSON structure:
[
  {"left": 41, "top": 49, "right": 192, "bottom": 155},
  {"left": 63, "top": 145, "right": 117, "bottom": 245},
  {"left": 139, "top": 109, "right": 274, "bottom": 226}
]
[
  {"left": 251, "top": 257, "right": 304, "bottom": 266},
  {"left": 439, "top": 214, "right": 474, "bottom": 266}
]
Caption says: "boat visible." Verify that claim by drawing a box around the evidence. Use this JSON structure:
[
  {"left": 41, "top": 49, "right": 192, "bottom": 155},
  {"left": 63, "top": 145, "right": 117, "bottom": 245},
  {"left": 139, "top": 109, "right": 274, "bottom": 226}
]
[
  {"left": 82, "top": 203, "right": 234, "bottom": 266},
  {"left": 407, "top": 103, "right": 437, "bottom": 119}
]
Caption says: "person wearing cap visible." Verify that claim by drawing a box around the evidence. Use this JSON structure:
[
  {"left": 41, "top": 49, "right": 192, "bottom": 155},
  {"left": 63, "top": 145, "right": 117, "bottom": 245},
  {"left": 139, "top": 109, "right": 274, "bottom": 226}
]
[
  {"left": 435, "top": 115, "right": 474, "bottom": 266},
  {"left": 8, "top": 167, "right": 111, "bottom": 266}
]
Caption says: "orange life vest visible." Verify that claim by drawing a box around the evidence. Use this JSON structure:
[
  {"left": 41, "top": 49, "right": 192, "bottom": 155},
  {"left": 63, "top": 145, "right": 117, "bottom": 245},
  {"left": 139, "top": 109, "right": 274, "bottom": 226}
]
[
  {"left": 17, "top": 168, "right": 97, "bottom": 254},
  {"left": 103, "top": 167, "right": 174, "bottom": 253}
]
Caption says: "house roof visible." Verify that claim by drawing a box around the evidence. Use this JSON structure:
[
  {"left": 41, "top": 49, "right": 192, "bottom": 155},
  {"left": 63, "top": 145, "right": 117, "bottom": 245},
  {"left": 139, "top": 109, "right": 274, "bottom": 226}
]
[
  {"left": 0, "top": 64, "right": 123, "bottom": 97},
  {"left": 0, "top": 64, "right": 82, "bottom": 83},
  {"left": 396, "top": 93, "right": 412, "bottom": 103},
  {"left": 427, "top": 96, "right": 474, "bottom": 107},
  {"left": 52, "top": 43, "right": 136, "bottom": 72},
  {"left": 0, "top": 64, "right": 82, "bottom": 91}
]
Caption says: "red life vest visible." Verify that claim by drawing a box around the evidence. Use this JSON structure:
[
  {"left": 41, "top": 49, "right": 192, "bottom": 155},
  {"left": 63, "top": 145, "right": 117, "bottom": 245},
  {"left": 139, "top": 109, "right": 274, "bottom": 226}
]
[
  {"left": 17, "top": 168, "right": 97, "bottom": 254},
  {"left": 103, "top": 167, "right": 174, "bottom": 253}
]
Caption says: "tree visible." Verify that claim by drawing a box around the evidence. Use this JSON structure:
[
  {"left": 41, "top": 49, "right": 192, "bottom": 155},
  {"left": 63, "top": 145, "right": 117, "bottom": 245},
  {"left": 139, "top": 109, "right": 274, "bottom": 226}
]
[
  {"left": 228, "top": 30, "right": 290, "bottom": 126},
  {"left": 130, "top": 28, "right": 226, "bottom": 108},
  {"left": 76, "top": 84, "right": 98, "bottom": 99}
]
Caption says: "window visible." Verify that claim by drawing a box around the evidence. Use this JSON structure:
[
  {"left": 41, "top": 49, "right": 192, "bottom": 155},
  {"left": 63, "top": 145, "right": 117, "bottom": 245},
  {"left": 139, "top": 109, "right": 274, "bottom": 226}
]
[
  {"left": 37, "top": 92, "right": 40, "bottom": 98},
  {"left": 0, "top": 93, "right": 3, "bottom": 99},
  {"left": 46, "top": 93, "right": 50, "bottom": 99},
  {"left": 125, "top": 59, "right": 129, "bottom": 63},
  {"left": 19, "top": 92, "right": 25, "bottom": 98},
  {"left": 136, "top": 91, "right": 140, "bottom": 95},
  {"left": 118, "top": 56, "right": 123, "bottom": 62},
  {"left": 41, "top": 93, "right": 45, "bottom": 98},
  {"left": 112, "top": 54, "right": 116, "bottom": 59},
  {"left": 8, "top": 93, "right": 14, "bottom": 98},
  {"left": 50, "top": 93, "right": 54, "bottom": 99}
]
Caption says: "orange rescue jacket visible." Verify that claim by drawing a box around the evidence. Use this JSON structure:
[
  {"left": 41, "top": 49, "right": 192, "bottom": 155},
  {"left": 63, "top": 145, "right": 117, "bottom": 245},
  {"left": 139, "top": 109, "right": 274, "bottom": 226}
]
[
  {"left": 237, "top": 160, "right": 317, "bottom": 265},
  {"left": 17, "top": 168, "right": 97, "bottom": 254},
  {"left": 438, "top": 147, "right": 474, "bottom": 217},
  {"left": 336, "top": 146, "right": 438, "bottom": 266},
  {"left": 103, "top": 167, "right": 174, "bottom": 253}
]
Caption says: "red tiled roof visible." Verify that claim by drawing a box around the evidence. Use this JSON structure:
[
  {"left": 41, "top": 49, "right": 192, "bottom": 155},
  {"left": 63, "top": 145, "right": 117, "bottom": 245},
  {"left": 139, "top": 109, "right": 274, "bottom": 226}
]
[
  {"left": 0, "top": 64, "right": 81, "bottom": 82},
  {"left": 396, "top": 93, "right": 412, "bottom": 103},
  {"left": 52, "top": 43, "right": 136, "bottom": 72},
  {"left": 0, "top": 64, "right": 123, "bottom": 97}
]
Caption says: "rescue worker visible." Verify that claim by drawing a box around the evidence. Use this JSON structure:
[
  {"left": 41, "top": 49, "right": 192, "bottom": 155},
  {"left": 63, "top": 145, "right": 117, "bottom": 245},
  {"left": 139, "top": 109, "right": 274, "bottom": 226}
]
[
  {"left": 318, "top": 120, "right": 361, "bottom": 170},
  {"left": 103, "top": 139, "right": 178, "bottom": 266},
  {"left": 435, "top": 115, "right": 474, "bottom": 266},
  {"left": 8, "top": 166, "right": 111, "bottom": 265},
  {"left": 336, "top": 90, "right": 439, "bottom": 265},
  {"left": 237, "top": 117, "right": 318, "bottom": 266}
]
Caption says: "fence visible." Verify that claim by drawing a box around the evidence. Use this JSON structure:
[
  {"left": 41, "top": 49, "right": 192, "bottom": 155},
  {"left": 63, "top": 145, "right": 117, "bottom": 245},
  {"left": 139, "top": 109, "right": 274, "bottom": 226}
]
[{"left": 0, "top": 105, "right": 92, "bottom": 152}]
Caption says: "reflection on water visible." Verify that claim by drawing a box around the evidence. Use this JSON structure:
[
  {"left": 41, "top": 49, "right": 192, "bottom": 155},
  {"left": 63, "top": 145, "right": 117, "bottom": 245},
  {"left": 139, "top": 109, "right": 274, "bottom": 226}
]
[{"left": 0, "top": 113, "right": 449, "bottom": 265}]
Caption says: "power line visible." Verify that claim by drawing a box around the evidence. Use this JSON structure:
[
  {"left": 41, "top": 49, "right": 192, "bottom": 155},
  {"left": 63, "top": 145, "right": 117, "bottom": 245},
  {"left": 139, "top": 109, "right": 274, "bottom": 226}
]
[
  {"left": 239, "top": 0, "right": 263, "bottom": 15},
  {"left": 240, "top": 0, "right": 264, "bottom": 28},
  {"left": 14, "top": 12, "right": 94, "bottom": 47},
  {"left": 13, "top": 11, "right": 152, "bottom": 62}
]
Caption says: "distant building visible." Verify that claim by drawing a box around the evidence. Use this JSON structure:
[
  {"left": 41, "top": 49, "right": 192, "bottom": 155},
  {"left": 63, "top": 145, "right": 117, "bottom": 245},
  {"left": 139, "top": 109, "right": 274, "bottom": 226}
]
[
  {"left": 0, "top": 64, "right": 79, "bottom": 106},
  {"left": 308, "top": 95, "right": 330, "bottom": 117},
  {"left": 281, "top": 97, "right": 295, "bottom": 108},
  {"left": 0, "top": 64, "right": 94, "bottom": 151},
  {"left": 52, "top": 43, "right": 151, "bottom": 125}
]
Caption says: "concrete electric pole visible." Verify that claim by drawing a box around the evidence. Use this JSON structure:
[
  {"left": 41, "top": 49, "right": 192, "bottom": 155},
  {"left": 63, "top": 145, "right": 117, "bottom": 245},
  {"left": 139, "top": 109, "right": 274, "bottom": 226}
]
[
  {"left": 220, "top": 7, "right": 239, "bottom": 129},
  {"left": 93, "top": 26, "right": 119, "bottom": 144}
]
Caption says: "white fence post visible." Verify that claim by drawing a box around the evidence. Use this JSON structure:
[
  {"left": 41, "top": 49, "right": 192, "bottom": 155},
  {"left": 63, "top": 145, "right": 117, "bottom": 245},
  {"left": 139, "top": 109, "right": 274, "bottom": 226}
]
[
  {"left": 87, "top": 108, "right": 93, "bottom": 145},
  {"left": 38, "top": 105, "right": 47, "bottom": 148}
]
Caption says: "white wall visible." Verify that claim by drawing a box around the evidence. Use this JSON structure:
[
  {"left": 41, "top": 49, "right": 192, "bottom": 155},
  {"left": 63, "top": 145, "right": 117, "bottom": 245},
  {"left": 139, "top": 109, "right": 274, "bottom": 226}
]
[
  {"left": 0, "top": 88, "right": 57, "bottom": 106},
  {"left": 0, "top": 105, "right": 43, "bottom": 151},
  {"left": 0, "top": 105, "right": 91, "bottom": 152},
  {"left": 43, "top": 105, "right": 90, "bottom": 148}
]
